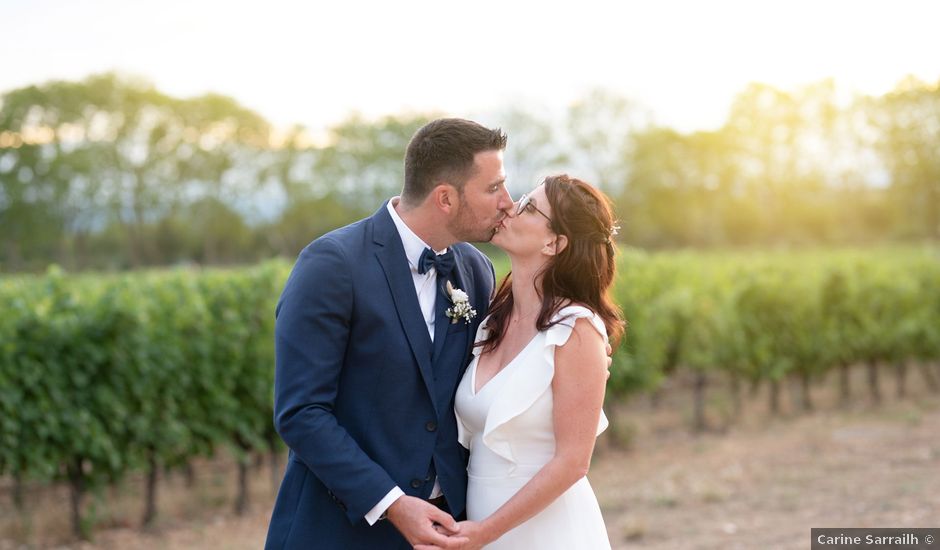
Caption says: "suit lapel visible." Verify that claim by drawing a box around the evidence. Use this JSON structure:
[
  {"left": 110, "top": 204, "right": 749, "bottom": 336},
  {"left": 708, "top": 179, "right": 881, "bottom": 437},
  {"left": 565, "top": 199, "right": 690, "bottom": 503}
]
[
  {"left": 431, "top": 246, "right": 475, "bottom": 364},
  {"left": 451, "top": 246, "right": 473, "bottom": 308},
  {"left": 431, "top": 279, "right": 450, "bottom": 363},
  {"left": 453, "top": 248, "right": 478, "bottom": 360},
  {"left": 372, "top": 205, "right": 437, "bottom": 410}
]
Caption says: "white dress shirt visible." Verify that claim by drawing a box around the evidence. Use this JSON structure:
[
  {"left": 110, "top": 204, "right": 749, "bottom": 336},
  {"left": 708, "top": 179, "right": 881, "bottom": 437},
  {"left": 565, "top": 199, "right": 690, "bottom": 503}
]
[{"left": 364, "top": 197, "right": 446, "bottom": 525}]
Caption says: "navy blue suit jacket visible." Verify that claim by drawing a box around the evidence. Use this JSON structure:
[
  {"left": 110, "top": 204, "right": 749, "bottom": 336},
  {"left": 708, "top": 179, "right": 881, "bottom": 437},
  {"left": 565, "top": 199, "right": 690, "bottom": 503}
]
[{"left": 265, "top": 203, "right": 495, "bottom": 549}]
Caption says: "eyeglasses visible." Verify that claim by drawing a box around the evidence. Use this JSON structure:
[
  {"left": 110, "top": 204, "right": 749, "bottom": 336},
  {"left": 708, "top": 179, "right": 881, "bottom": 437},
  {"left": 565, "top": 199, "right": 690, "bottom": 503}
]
[{"left": 516, "top": 193, "right": 552, "bottom": 223}]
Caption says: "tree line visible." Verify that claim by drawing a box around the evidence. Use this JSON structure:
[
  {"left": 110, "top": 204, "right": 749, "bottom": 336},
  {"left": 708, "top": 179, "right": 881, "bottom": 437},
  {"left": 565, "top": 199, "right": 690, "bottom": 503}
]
[{"left": 1, "top": 73, "right": 938, "bottom": 272}]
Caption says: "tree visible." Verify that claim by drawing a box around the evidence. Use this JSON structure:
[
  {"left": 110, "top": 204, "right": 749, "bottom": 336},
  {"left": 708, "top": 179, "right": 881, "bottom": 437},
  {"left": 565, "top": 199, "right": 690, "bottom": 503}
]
[
  {"left": 490, "top": 105, "right": 567, "bottom": 193},
  {"left": 624, "top": 127, "right": 738, "bottom": 246},
  {"left": 866, "top": 77, "right": 940, "bottom": 240},
  {"left": 313, "top": 113, "right": 433, "bottom": 213},
  {"left": 0, "top": 73, "right": 271, "bottom": 269},
  {"left": 565, "top": 88, "right": 651, "bottom": 194}
]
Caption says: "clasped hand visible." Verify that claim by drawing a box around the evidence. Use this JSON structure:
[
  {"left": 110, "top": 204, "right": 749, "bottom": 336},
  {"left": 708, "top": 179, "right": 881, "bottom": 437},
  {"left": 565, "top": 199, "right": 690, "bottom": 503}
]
[
  {"left": 414, "top": 520, "right": 490, "bottom": 550},
  {"left": 387, "top": 495, "right": 470, "bottom": 549}
]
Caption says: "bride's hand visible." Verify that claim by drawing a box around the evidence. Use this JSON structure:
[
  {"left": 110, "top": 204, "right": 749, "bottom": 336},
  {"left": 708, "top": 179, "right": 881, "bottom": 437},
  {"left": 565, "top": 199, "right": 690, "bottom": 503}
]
[
  {"left": 418, "top": 520, "right": 490, "bottom": 550},
  {"left": 455, "top": 520, "right": 490, "bottom": 549}
]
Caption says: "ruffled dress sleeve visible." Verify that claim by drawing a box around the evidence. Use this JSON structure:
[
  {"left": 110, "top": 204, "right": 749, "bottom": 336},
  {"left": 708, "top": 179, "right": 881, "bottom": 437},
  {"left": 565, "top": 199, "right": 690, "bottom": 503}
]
[{"left": 479, "top": 305, "right": 610, "bottom": 464}]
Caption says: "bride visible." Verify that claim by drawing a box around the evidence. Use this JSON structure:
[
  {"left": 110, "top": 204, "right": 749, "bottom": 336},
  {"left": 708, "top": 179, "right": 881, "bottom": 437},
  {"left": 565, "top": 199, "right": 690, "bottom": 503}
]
[{"left": 422, "top": 174, "right": 623, "bottom": 549}]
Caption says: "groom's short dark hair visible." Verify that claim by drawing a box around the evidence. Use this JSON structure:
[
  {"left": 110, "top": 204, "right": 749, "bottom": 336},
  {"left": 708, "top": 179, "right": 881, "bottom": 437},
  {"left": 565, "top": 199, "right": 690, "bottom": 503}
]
[{"left": 402, "top": 118, "right": 507, "bottom": 204}]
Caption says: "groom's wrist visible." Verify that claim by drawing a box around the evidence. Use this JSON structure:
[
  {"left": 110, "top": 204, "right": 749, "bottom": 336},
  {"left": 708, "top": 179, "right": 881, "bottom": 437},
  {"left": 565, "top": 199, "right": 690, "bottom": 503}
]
[{"left": 365, "top": 486, "right": 404, "bottom": 524}]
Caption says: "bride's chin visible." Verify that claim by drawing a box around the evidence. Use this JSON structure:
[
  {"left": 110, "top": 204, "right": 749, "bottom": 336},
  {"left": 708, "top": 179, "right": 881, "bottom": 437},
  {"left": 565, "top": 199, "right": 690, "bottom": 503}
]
[{"left": 490, "top": 231, "right": 509, "bottom": 250}]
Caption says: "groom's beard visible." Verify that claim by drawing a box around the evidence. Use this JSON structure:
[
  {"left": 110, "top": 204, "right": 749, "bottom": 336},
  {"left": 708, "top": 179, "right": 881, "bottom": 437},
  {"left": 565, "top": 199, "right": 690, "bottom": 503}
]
[
  {"left": 450, "top": 212, "right": 496, "bottom": 243},
  {"left": 449, "top": 196, "right": 499, "bottom": 244}
]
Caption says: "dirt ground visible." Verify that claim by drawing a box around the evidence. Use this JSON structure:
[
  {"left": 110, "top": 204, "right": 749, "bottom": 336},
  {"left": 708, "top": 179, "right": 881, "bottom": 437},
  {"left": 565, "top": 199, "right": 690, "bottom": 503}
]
[{"left": 3, "top": 366, "right": 939, "bottom": 549}]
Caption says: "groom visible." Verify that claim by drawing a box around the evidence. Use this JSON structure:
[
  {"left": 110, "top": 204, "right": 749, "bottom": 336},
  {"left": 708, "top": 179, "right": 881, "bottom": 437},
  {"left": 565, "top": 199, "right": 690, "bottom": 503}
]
[{"left": 265, "top": 118, "right": 514, "bottom": 549}]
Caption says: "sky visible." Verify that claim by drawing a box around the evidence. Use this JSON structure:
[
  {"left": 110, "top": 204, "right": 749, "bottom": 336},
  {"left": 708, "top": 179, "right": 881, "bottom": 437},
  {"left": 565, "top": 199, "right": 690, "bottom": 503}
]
[{"left": 3, "top": 0, "right": 939, "bottom": 134}]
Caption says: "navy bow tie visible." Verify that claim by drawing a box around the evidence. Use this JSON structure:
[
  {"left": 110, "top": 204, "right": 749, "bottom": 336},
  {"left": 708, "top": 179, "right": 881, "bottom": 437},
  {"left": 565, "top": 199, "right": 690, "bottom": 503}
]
[{"left": 418, "top": 247, "right": 455, "bottom": 277}]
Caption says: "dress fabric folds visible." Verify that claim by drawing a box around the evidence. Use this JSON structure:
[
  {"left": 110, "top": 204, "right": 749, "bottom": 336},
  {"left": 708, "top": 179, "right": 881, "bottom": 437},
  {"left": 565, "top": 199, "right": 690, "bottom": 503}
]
[{"left": 454, "top": 305, "right": 612, "bottom": 550}]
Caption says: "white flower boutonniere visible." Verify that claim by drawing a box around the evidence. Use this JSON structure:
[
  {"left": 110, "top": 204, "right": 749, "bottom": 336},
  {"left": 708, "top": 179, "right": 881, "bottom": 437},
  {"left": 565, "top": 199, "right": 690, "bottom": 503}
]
[{"left": 444, "top": 280, "right": 477, "bottom": 324}]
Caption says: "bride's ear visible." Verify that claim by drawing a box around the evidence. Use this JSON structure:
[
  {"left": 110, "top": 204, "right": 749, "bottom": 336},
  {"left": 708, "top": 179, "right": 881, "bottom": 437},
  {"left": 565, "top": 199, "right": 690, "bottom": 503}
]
[{"left": 542, "top": 234, "right": 568, "bottom": 256}]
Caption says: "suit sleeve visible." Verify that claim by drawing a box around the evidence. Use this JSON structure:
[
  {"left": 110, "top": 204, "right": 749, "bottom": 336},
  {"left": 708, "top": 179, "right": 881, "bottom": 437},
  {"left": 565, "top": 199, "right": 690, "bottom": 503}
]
[{"left": 273, "top": 236, "right": 397, "bottom": 524}]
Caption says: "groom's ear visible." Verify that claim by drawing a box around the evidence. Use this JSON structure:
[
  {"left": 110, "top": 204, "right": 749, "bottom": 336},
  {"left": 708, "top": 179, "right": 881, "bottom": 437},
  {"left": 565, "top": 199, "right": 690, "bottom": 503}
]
[{"left": 431, "top": 183, "right": 458, "bottom": 213}]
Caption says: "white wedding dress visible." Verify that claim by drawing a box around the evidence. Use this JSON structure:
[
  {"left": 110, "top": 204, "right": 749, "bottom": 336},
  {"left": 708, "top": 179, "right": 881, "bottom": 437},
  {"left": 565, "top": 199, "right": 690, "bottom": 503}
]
[{"left": 454, "top": 305, "right": 612, "bottom": 549}]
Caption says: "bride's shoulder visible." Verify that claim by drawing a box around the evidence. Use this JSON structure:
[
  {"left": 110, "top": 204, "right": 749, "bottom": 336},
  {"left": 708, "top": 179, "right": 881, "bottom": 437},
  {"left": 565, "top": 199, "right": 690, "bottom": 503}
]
[
  {"left": 548, "top": 303, "right": 607, "bottom": 342},
  {"left": 550, "top": 301, "right": 596, "bottom": 322}
]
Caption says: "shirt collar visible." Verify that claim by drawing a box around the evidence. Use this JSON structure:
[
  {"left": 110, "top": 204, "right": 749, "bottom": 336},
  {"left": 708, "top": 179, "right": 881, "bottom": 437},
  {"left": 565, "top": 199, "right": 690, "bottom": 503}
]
[{"left": 386, "top": 197, "right": 447, "bottom": 272}]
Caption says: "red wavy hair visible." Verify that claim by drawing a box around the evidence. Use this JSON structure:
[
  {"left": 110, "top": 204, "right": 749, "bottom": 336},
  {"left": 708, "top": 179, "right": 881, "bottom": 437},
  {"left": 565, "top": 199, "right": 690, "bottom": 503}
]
[{"left": 479, "top": 174, "right": 625, "bottom": 354}]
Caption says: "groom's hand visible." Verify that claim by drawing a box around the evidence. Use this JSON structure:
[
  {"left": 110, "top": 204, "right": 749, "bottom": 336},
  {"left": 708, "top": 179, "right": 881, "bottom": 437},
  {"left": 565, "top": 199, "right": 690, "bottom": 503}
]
[
  {"left": 605, "top": 342, "right": 613, "bottom": 380},
  {"left": 387, "top": 495, "right": 467, "bottom": 548}
]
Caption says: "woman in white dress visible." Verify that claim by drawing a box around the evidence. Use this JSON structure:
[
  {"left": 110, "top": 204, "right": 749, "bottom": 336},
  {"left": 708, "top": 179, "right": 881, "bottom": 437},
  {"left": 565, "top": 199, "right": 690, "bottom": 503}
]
[{"left": 421, "top": 174, "right": 624, "bottom": 550}]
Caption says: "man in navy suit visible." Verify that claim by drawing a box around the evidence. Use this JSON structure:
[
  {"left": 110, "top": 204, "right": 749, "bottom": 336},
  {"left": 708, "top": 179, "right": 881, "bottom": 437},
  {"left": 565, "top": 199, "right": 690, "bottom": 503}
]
[{"left": 265, "top": 119, "right": 514, "bottom": 549}]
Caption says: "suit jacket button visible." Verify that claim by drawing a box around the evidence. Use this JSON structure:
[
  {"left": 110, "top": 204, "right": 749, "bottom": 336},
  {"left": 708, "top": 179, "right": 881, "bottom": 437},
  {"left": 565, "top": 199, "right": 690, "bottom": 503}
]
[
  {"left": 411, "top": 479, "right": 423, "bottom": 489},
  {"left": 425, "top": 421, "right": 437, "bottom": 432},
  {"left": 328, "top": 490, "right": 346, "bottom": 511}
]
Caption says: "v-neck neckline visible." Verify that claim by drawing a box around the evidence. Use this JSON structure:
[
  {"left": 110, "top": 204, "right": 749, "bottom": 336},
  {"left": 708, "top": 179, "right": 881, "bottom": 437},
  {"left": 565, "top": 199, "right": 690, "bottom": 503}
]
[{"left": 471, "top": 333, "right": 541, "bottom": 396}]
